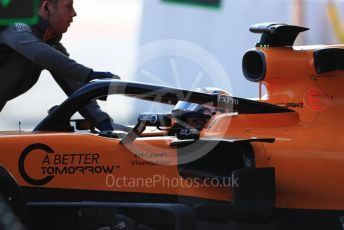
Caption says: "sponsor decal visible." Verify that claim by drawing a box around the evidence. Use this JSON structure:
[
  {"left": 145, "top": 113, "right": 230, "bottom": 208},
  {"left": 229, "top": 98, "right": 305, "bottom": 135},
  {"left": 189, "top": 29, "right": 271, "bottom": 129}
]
[
  {"left": 277, "top": 102, "right": 304, "bottom": 109},
  {"left": 131, "top": 152, "right": 169, "bottom": 166},
  {"left": 19, "top": 143, "right": 115, "bottom": 186},
  {"left": 176, "top": 128, "right": 200, "bottom": 140},
  {"left": 303, "top": 88, "right": 328, "bottom": 112},
  {"left": 14, "top": 22, "right": 32, "bottom": 32},
  {"left": 218, "top": 95, "right": 239, "bottom": 106},
  {"left": 285, "top": 102, "right": 304, "bottom": 108}
]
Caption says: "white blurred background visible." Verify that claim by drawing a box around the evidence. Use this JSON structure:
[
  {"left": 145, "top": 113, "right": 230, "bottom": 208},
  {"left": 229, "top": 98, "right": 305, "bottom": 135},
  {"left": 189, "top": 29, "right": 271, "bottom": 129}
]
[{"left": 1, "top": 0, "right": 343, "bottom": 130}]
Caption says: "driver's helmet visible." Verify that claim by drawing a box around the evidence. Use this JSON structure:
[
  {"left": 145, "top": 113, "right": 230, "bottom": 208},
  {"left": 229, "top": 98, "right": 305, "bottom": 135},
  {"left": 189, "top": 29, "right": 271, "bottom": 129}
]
[{"left": 172, "top": 87, "right": 231, "bottom": 130}]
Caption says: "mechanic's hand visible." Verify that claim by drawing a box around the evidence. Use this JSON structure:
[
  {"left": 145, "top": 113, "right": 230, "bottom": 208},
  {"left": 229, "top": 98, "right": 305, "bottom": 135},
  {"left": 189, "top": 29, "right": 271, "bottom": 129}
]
[{"left": 88, "top": 70, "right": 121, "bottom": 81}]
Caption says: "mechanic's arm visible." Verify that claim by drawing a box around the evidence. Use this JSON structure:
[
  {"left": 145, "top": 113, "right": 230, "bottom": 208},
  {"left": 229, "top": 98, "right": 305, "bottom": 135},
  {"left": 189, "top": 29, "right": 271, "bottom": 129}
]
[
  {"left": 52, "top": 43, "right": 128, "bottom": 132},
  {"left": 54, "top": 42, "right": 120, "bottom": 81},
  {"left": 0, "top": 24, "right": 91, "bottom": 83}
]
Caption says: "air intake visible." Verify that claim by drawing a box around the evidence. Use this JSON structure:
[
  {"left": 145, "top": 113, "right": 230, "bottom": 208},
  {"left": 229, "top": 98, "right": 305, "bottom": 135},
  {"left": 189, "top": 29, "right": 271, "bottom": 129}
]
[
  {"left": 314, "top": 48, "right": 344, "bottom": 74},
  {"left": 242, "top": 50, "right": 266, "bottom": 82}
]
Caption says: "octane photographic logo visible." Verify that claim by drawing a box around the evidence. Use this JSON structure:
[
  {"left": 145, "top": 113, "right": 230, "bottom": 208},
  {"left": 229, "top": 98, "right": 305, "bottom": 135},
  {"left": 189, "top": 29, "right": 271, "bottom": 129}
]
[{"left": 107, "top": 39, "right": 233, "bottom": 165}]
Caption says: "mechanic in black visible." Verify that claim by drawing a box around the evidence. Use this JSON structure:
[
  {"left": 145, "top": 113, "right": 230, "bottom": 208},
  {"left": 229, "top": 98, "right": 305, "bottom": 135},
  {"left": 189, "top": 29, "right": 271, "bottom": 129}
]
[{"left": 0, "top": 0, "right": 125, "bottom": 131}]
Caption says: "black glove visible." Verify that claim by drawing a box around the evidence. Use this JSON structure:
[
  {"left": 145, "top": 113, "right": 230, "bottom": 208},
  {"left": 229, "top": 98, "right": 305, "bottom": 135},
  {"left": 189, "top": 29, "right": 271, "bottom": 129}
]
[{"left": 88, "top": 71, "right": 121, "bottom": 81}]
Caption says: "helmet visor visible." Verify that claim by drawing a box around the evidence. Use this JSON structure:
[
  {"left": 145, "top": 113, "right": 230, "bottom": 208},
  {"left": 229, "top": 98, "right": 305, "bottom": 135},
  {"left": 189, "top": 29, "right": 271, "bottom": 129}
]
[{"left": 174, "top": 101, "right": 216, "bottom": 116}]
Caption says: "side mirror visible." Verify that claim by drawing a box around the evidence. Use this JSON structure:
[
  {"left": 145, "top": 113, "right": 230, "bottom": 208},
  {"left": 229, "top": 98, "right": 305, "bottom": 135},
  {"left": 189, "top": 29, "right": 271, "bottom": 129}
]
[{"left": 137, "top": 113, "right": 172, "bottom": 127}]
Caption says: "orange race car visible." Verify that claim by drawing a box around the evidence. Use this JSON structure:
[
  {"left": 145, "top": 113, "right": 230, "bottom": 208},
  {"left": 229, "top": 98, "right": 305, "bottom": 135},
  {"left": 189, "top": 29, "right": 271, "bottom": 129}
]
[{"left": 0, "top": 23, "right": 343, "bottom": 230}]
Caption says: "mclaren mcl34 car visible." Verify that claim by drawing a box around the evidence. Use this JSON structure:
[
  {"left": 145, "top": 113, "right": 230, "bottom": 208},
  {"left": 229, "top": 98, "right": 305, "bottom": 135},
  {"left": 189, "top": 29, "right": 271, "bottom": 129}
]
[{"left": 0, "top": 23, "right": 343, "bottom": 230}]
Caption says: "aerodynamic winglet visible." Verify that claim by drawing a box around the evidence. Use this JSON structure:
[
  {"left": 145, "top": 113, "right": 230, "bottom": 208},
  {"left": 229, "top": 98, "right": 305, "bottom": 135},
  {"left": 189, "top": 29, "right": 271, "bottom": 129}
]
[{"left": 249, "top": 22, "right": 309, "bottom": 47}]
